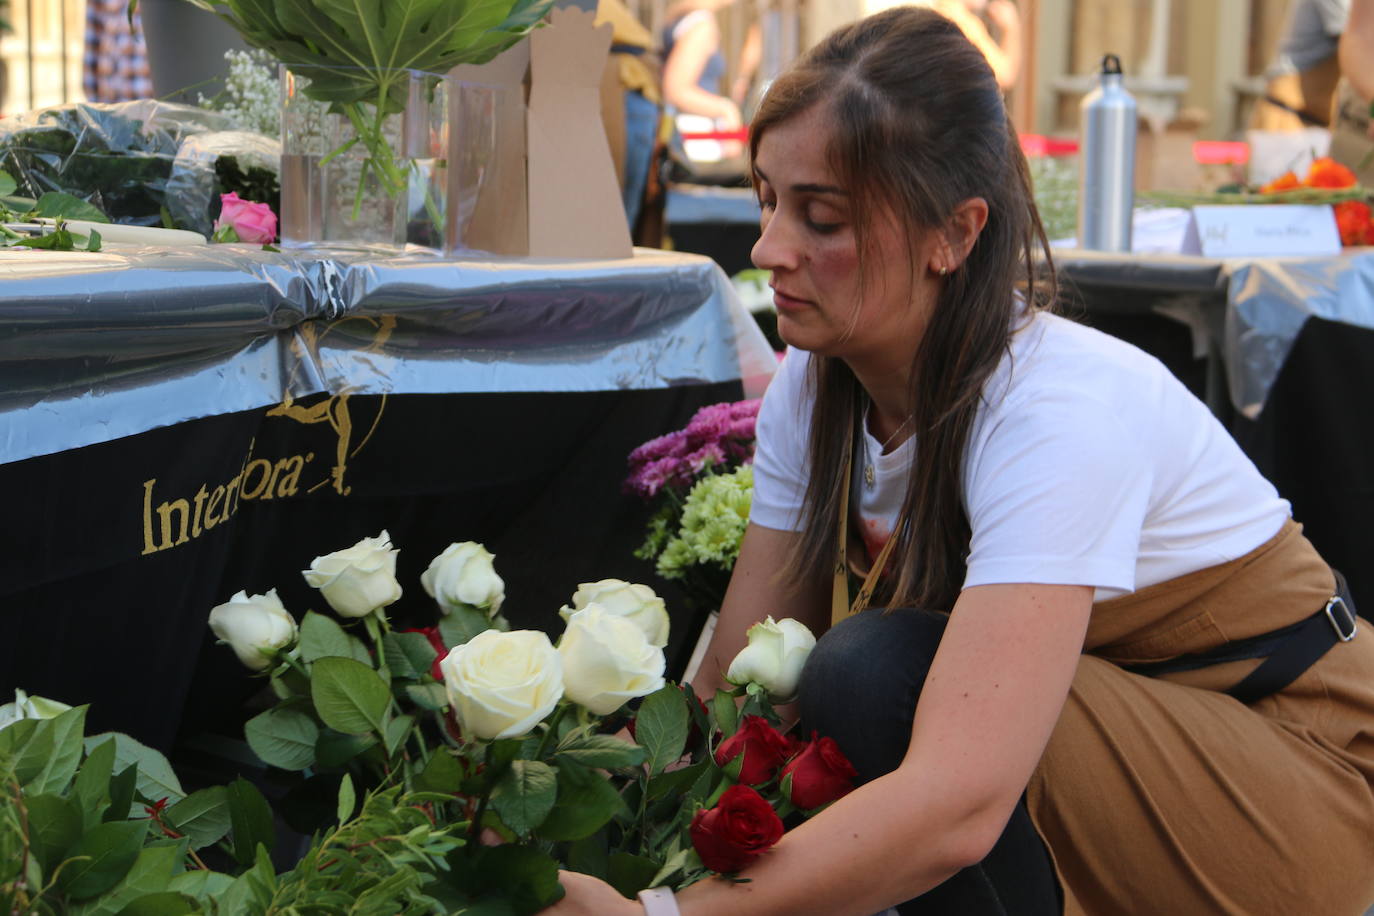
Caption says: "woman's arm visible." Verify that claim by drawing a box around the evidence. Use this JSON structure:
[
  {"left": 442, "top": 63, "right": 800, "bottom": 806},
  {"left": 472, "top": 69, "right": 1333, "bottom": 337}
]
[
  {"left": 662, "top": 12, "right": 744, "bottom": 125},
  {"left": 688, "top": 522, "right": 829, "bottom": 697},
  {"left": 677, "top": 581, "right": 1092, "bottom": 915},
  {"left": 1340, "top": 0, "right": 1374, "bottom": 103}
]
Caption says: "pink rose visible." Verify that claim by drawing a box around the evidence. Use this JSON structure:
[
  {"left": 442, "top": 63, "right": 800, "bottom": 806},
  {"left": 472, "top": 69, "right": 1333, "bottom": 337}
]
[{"left": 215, "top": 192, "right": 277, "bottom": 244}]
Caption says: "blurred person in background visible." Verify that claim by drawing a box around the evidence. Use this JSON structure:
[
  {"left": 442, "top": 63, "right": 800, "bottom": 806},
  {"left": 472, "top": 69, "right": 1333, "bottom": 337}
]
[
  {"left": 83, "top": 0, "right": 152, "bottom": 102},
  {"left": 662, "top": 0, "right": 745, "bottom": 162},
  {"left": 1331, "top": 0, "right": 1374, "bottom": 182},
  {"left": 1253, "top": 0, "right": 1348, "bottom": 130}
]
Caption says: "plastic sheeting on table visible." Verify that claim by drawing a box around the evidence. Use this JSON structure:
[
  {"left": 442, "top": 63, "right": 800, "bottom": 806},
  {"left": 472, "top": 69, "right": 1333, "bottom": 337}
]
[
  {"left": 0, "top": 246, "right": 778, "bottom": 465},
  {"left": 1227, "top": 251, "right": 1374, "bottom": 418}
]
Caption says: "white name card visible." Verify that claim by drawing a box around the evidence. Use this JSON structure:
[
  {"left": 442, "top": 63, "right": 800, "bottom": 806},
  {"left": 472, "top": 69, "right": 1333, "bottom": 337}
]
[{"left": 1181, "top": 204, "right": 1341, "bottom": 258}]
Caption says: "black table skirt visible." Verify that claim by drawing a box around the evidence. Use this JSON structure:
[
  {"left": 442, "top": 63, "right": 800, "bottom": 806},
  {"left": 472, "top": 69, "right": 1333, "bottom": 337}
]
[{"left": 1, "top": 383, "right": 740, "bottom": 751}]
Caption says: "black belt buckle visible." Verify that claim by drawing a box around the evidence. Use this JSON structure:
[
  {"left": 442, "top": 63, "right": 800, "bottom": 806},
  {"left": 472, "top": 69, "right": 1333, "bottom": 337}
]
[{"left": 1325, "top": 595, "right": 1358, "bottom": 643}]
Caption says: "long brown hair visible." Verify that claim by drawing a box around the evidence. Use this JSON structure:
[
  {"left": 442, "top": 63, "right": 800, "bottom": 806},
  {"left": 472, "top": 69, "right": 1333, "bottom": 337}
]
[{"left": 751, "top": 6, "right": 1057, "bottom": 612}]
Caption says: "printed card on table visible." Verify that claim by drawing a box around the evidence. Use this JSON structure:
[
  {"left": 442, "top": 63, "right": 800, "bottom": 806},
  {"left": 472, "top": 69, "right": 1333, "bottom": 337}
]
[{"left": 1181, "top": 204, "right": 1342, "bottom": 258}]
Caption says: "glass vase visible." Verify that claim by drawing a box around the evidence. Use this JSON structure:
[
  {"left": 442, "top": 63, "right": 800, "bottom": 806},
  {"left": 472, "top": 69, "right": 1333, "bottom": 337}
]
[{"left": 279, "top": 67, "right": 455, "bottom": 252}]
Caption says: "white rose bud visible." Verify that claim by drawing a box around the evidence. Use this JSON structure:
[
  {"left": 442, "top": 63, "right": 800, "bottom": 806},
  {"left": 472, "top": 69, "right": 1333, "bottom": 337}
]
[
  {"left": 440, "top": 630, "right": 563, "bottom": 740},
  {"left": 302, "top": 530, "right": 403, "bottom": 618},
  {"left": 0, "top": 689, "right": 73, "bottom": 733},
  {"left": 558, "top": 604, "right": 666, "bottom": 716},
  {"left": 421, "top": 542, "right": 505, "bottom": 616},
  {"left": 207, "top": 589, "right": 299, "bottom": 671},
  {"left": 559, "top": 579, "right": 669, "bottom": 649},
  {"left": 725, "top": 616, "right": 817, "bottom": 703}
]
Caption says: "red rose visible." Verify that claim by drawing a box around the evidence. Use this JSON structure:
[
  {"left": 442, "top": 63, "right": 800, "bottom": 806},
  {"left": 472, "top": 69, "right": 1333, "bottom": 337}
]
[
  {"left": 690, "top": 784, "right": 785, "bottom": 873},
  {"left": 1334, "top": 200, "right": 1374, "bottom": 247},
  {"left": 713, "top": 715, "right": 791, "bottom": 785},
  {"left": 780, "top": 733, "right": 858, "bottom": 811}
]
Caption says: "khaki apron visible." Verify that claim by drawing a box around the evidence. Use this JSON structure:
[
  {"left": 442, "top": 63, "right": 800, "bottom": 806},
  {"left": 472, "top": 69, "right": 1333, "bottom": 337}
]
[{"left": 1028, "top": 521, "right": 1374, "bottom": 914}]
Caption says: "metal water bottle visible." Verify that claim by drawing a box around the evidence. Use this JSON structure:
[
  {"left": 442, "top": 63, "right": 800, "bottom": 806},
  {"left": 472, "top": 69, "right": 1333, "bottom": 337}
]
[{"left": 1077, "top": 54, "right": 1137, "bottom": 251}]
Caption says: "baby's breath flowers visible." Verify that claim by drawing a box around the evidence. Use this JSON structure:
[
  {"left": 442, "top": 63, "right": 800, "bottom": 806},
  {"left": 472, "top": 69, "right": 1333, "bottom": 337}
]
[{"left": 199, "top": 49, "right": 281, "bottom": 137}]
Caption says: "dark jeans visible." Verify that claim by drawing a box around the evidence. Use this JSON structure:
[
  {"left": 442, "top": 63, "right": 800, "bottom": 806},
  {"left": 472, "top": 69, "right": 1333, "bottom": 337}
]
[{"left": 797, "top": 608, "right": 1062, "bottom": 916}]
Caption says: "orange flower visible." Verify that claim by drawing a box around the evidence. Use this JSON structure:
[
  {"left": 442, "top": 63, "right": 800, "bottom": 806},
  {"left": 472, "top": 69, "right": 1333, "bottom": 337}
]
[
  {"left": 1333, "top": 200, "right": 1373, "bottom": 246},
  {"left": 1304, "top": 157, "right": 1357, "bottom": 189},
  {"left": 1260, "top": 171, "right": 1301, "bottom": 193}
]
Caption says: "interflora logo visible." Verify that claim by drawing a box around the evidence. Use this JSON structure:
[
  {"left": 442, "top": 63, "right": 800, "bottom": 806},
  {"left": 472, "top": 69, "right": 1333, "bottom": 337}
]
[{"left": 138, "top": 315, "right": 395, "bottom": 556}]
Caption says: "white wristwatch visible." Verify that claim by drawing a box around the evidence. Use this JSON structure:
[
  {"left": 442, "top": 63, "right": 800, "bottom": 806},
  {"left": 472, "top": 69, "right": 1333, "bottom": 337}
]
[{"left": 637, "top": 886, "right": 681, "bottom": 916}]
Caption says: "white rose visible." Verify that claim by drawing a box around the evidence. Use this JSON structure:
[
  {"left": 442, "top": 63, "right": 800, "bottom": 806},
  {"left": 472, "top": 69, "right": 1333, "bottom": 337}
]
[
  {"left": 0, "top": 689, "right": 73, "bottom": 733},
  {"left": 421, "top": 542, "right": 505, "bottom": 615},
  {"left": 440, "top": 630, "right": 563, "bottom": 740},
  {"left": 725, "top": 616, "right": 817, "bottom": 703},
  {"left": 558, "top": 604, "right": 666, "bottom": 716},
  {"left": 302, "top": 531, "right": 402, "bottom": 618},
  {"left": 559, "top": 579, "right": 669, "bottom": 649},
  {"left": 207, "top": 589, "right": 299, "bottom": 671}
]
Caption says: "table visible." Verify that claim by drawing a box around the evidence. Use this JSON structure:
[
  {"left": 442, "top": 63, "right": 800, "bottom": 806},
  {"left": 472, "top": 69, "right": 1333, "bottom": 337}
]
[{"left": 0, "top": 245, "right": 777, "bottom": 751}]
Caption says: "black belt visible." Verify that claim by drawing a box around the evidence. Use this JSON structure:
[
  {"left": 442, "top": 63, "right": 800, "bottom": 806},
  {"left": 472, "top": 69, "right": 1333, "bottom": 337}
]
[
  {"left": 1261, "top": 93, "right": 1330, "bottom": 129},
  {"left": 1122, "top": 570, "right": 1358, "bottom": 704}
]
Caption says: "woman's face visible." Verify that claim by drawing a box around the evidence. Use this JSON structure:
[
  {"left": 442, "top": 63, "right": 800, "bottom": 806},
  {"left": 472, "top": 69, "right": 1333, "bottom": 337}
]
[{"left": 751, "top": 105, "right": 941, "bottom": 362}]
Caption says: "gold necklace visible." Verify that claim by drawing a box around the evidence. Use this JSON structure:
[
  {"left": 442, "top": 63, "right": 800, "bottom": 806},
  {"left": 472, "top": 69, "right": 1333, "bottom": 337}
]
[{"left": 864, "top": 415, "right": 912, "bottom": 488}]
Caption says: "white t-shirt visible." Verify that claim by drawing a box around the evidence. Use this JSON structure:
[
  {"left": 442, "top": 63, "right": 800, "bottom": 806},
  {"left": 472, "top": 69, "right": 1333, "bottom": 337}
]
[{"left": 750, "top": 311, "right": 1292, "bottom": 599}]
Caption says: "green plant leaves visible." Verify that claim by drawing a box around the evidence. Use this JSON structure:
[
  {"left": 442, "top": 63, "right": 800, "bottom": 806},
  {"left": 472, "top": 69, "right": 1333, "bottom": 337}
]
[
  {"left": 84, "top": 733, "right": 185, "bottom": 806},
  {"left": 634, "top": 686, "right": 689, "bottom": 777},
  {"left": 337, "top": 773, "right": 357, "bottom": 824},
  {"left": 383, "top": 631, "right": 438, "bottom": 680},
  {"left": 416, "top": 749, "right": 464, "bottom": 793},
  {"left": 226, "top": 777, "right": 276, "bottom": 866},
  {"left": 490, "top": 760, "right": 556, "bottom": 836},
  {"left": 606, "top": 852, "right": 659, "bottom": 899},
  {"left": 245, "top": 706, "right": 320, "bottom": 771},
  {"left": 57, "top": 819, "right": 147, "bottom": 900},
  {"left": 165, "top": 787, "right": 232, "bottom": 850},
  {"left": 70, "top": 841, "right": 185, "bottom": 915},
  {"left": 438, "top": 605, "right": 493, "bottom": 650},
  {"left": 535, "top": 760, "right": 625, "bottom": 842},
  {"left": 299, "top": 611, "right": 371, "bottom": 663},
  {"left": 311, "top": 656, "right": 391, "bottom": 735},
  {"left": 0, "top": 705, "right": 88, "bottom": 795},
  {"left": 554, "top": 732, "right": 646, "bottom": 770},
  {"left": 32, "top": 191, "right": 109, "bottom": 222},
  {"left": 25, "top": 792, "right": 83, "bottom": 876}
]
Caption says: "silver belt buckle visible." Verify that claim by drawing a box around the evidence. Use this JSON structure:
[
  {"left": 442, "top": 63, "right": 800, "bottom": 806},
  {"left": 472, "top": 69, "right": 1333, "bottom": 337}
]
[{"left": 1325, "top": 595, "right": 1358, "bottom": 643}]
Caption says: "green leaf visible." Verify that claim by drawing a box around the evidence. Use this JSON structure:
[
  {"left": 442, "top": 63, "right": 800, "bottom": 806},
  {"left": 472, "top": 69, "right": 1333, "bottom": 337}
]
[
  {"left": 606, "top": 852, "right": 660, "bottom": 899},
  {"left": 712, "top": 688, "right": 739, "bottom": 738},
  {"left": 336, "top": 772, "right": 356, "bottom": 824},
  {"left": 438, "top": 605, "right": 494, "bottom": 649},
  {"left": 165, "top": 869, "right": 234, "bottom": 900},
  {"left": 0, "top": 170, "right": 15, "bottom": 196},
  {"left": 490, "top": 760, "right": 556, "bottom": 836},
  {"left": 71, "top": 842, "right": 184, "bottom": 916},
  {"left": 536, "top": 760, "right": 625, "bottom": 842},
  {"left": 634, "top": 686, "right": 689, "bottom": 776},
  {"left": 73, "top": 737, "right": 117, "bottom": 828},
  {"left": 106, "top": 764, "right": 138, "bottom": 822},
  {"left": 383, "top": 631, "right": 437, "bottom": 680},
  {"left": 450, "top": 845, "right": 564, "bottom": 915},
  {"left": 21, "top": 705, "right": 87, "bottom": 794},
  {"left": 85, "top": 228, "right": 103, "bottom": 252},
  {"left": 383, "top": 713, "right": 414, "bottom": 757},
  {"left": 25, "top": 792, "right": 83, "bottom": 877},
  {"left": 85, "top": 733, "right": 186, "bottom": 805},
  {"left": 416, "top": 750, "right": 464, "bottom": 793},
  {"left": 311, "top": 656, "right": 391, "bottom": 735},
  {"left": 0, "top": 718, "right": 47, "bottom": 786},
  {"left": 554, "top": 733, "right": 646, "bottom": 770},
  {"left": 648, "top": 847, "right": 692, "bottom": 890},
  {"left": 114, "top": 891, "right": 198, "bottom": 915},
  {"left": 244, "top": 706, "right": 319, "bottom": 771},
  {"left": 646, "top": 759, "right": 710, "bottom": 802},
  {"left": 165, "top": 787, "right": 231, "bottom": 850},
  {"left": 299, "top": 611, "right": 371, "bottom": 663},
  {"left": 405, "top": 683, "right": 449, "bottom": 710},
  {"left": 315, "top": 729, "right": 378, "bottom": 767},
  {"left": 57, "top": 819, "right": 147, "bottom": 900},
  {"left": 32, "top": 191, "right": 109, "bottom": 222},
  {"left": 226, "top": 778, "right": 275, "bottom": 866}
]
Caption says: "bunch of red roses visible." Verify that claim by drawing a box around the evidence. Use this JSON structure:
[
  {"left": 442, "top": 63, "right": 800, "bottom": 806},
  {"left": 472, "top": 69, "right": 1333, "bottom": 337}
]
[{"left": 689, "top": 713, "right": 858, "bottom": 874}]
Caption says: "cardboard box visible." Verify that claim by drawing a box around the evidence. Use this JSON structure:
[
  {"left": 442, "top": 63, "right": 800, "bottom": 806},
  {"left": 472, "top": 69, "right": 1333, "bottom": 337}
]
[{"left": 451, "top": 7, "right": 633, "bottom": 259}]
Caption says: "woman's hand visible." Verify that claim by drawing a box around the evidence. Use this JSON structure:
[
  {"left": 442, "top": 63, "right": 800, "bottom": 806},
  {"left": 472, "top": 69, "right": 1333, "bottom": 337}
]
[{"left": 540, "top": 871, "right": 642, "bottom": 916}]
